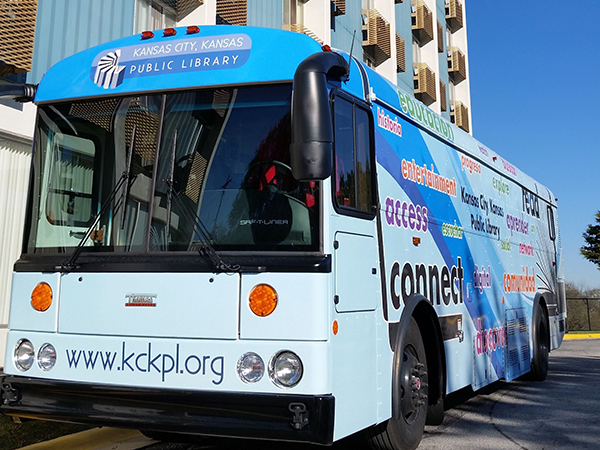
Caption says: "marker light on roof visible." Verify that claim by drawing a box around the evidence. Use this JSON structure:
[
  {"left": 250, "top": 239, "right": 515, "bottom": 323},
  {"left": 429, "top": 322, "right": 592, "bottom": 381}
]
[
  {"left": 163, "top": 28, "right": 177, "bottom": 37},
  {"left": 141, "top": 31, "right": 154, "bottom": 40},
  {"left": 187, "top": 26, "right": 200, "bottom": 34},
  {"left": 321, "top": 44, "right": 332, "bottom": 52}
]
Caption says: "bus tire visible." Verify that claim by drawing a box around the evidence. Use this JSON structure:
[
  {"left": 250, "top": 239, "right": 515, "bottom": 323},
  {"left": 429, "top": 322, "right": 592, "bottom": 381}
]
[
  {"left": 529, "top": 303, "right": 549, "bottom": 381},
  {"left": 368, "top": 317, "right": 428, "bottom": 450}
]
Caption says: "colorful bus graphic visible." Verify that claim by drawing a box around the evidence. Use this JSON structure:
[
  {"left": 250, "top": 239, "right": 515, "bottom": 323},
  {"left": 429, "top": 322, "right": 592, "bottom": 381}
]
[{"left": 0, "top": 26, "right": 565, "bottom": 449}]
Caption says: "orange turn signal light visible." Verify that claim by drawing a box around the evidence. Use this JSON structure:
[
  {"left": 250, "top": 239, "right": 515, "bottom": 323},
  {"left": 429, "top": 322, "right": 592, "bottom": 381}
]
[
  {"left": 31, "top": 282, "right": 52, "bottom": 312},
  {"left": 249, "top": 284, "right": 278, "bottom": 317}
]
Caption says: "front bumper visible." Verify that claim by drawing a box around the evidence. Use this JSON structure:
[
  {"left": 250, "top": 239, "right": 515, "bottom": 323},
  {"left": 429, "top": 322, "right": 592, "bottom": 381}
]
[{"left": 1, "top": 376, "right": 335, "bottom": 445}]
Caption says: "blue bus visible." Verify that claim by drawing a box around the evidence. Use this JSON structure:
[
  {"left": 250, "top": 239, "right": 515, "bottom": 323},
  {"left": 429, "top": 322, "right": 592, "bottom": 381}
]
[{"left": 0, "top": 25, "right": 565, "bottom": 449}]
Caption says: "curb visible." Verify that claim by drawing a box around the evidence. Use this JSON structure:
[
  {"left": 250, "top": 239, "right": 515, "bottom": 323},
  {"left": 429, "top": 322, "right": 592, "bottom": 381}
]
[
  {"left": 18, "top": 428, "right": 151, "bottom": 450},
  {"left": 563, "top": 333, "right": 600, "bottom": 340}
]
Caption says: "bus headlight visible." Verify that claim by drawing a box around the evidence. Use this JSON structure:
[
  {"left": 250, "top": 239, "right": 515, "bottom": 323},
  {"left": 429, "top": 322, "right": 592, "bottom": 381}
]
[
  {"left": 37, "top": 343, "right": 57, "bottom": 371},
  {"left": 237, "top": 352, "right": 265, "bottom": 383},
  {"left": 14, "top": 339, "right": 35, "bottom": 371},
  {"left": 269, "top": 351, "right": 303, "bottom": 388}
]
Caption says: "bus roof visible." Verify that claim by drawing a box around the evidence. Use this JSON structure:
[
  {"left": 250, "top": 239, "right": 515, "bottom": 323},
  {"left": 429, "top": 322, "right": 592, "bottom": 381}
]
[
  {"left": 35, "top": 25, "right": 322, "bottom": 104},
  {"left": 34, "top": 24, "right": 555, "bottom": 206}
]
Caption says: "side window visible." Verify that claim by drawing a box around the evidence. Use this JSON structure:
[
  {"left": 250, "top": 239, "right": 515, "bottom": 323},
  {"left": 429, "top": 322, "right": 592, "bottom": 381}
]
[
  {"left": 333, "top": 96, "right": 374, "bottom": 215},
  {"left": 547, "top": 206, "right": 556, "bottom": 241},
  {"left": 45, "top": 134, "right": 97, "bottom": 227}
]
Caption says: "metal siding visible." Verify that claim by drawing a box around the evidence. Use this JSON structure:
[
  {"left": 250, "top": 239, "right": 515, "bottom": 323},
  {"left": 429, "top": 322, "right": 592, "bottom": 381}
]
[
  {"left": 330, "top": 0, "right": 362, "bottom": 55},
  {"left": 395, "top": 0, "right": 413, "bottom": 93},
  {"left": 29, "top": 0, "right": 136, "bottom": 84},
  {"left": 0, "top": 139, "right": 31, "bottom": 327},
  {"left": 247, "top": 0, "right": 281, "bottom": 29},
  {"left": 437, "top": 0, "right": 449, "bottom": 119}
]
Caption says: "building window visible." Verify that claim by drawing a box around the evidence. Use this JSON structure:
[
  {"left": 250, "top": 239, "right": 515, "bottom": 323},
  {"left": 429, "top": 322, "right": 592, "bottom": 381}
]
[
  {"left": 283, "top": 0, "right": 304, "bottom": 26},
  {"left": 135, "top": 0, "right": 176, "bottom": 33}
]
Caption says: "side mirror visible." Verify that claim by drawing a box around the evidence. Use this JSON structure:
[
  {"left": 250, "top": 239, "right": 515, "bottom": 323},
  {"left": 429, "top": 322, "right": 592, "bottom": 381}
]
[
  {"left": 0, "top": 83, "right": 37, "bottom": 102},
  {"left": 290, "top": 51, "right": 349, "bottom": 181}
]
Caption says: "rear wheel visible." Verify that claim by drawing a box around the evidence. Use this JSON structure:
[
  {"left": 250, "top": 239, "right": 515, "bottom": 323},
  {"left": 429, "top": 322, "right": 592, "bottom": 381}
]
[
  {"left": 369, "top": 318, "right": 428, "bottom": 450},
  {"left": 529, "top": 303, "right": 549, "bottom": 381}
]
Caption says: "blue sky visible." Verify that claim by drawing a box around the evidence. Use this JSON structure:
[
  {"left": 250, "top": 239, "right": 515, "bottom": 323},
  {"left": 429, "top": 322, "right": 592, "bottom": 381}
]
[{"left": 466, "top": 1, "right": 600, "bottom": 289}]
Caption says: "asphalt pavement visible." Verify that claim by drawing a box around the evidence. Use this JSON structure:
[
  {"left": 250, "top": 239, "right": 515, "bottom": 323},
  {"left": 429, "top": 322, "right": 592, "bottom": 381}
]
[{"left": 16, "top": 337, "right": 600, "bottom": 450}]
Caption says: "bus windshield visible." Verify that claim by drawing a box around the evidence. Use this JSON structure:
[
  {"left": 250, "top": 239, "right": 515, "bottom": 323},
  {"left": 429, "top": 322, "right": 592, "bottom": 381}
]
[{"left": 26, "top": 84, "right": 320, "bottom": 255}]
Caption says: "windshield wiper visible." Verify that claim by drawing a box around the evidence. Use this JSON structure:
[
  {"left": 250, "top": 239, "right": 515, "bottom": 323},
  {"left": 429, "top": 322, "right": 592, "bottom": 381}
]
[
  {"left": 120, "top": 124, "right": 136, "bottom": 230},
  {"left": 172, "top": 193, "right": 240, "bottom": 273},
  {"left": 164, "top": 129, "right": 177, "bottom": 241},
  {"left": 57, "top": 138, "right": 137, "bottom": 272}
]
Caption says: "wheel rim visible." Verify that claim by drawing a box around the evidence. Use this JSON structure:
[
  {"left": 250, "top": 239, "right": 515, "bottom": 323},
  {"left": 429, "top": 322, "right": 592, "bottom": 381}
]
[{"left": 399, "top": 343, "right": 427, "bottom": 425}]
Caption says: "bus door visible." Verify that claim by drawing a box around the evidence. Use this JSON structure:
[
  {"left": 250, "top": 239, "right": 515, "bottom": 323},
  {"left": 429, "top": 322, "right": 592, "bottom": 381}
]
[
  {"left": 331, "top": 94, "right": 379, "bottom": 313},
  {"left": 329, "top": 92, "right": 381, "bottom": 436}
]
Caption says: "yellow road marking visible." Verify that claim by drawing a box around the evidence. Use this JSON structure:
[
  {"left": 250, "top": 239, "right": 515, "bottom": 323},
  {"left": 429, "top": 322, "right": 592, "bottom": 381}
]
[{"left": 563, "top": 333, "right": 600, "bottom": 340}]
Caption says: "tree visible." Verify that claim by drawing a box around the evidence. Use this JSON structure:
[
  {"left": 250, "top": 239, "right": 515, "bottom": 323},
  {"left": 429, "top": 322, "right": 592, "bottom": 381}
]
[{"left": 581, "top": 211, "right": 600, "bottom": 270}]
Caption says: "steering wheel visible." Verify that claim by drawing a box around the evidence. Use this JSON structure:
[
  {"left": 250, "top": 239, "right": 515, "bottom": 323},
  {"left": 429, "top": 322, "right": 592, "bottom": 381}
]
[{"left": 245, "top": 160, "right": 295, "bottom": 193}]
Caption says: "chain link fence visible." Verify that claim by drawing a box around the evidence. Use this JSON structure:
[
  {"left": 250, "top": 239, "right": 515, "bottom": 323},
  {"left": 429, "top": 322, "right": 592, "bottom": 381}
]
[{"left": 567, "top": 298, "right": 600, "bottom": 331}]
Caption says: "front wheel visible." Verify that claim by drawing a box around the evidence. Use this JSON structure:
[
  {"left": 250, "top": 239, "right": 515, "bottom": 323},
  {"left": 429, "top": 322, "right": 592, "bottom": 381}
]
[{"left": 368, "top": 317, "right": 428, "bottom": 450}]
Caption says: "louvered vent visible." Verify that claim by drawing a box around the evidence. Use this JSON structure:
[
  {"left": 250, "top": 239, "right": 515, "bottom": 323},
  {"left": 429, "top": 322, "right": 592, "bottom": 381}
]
[
  {"left": 445, "top": 0, "right": 463, "bottom": 33},
  {"left": 332, "top": 0, "right": 346, "bottom": 16},
  {"left": 447, "top": 46, "right": 466, "bottom": 84},
  {"left": 162, "top": 0, "right": 204, "bottom": 20},
  {"left": 450, "top": 100, "right": 469, "bottom": 133},
  {"left": 69, "top": 99, "right": 121, "bottom": 132},
  {"left": 396, "top": 33, "right": 406, "bottom": 73},
  {"left": 283, "top": 24, "right": 323, "bottom": 44},
  {"left": 437, "top": 21, "right": 444, "bottom": 53},
  {"left": 411, "top": 0, "right": 433, "bottom": 45},
  {"left": 125, "top": 99, "right": 161, "bottom": 162},
  {"left": 185, "top": 152, "right": 208, "bottom": 203},
  {"left": 0, "top": 0, "right": 38, "bottom": 74},
  {"left": 362, "top": 9, "right": 391, "bottom": 67},
  {"left": 216, "top": 0, "right": 247, "bottom": 26},
  {"left": 413, "top": 63, "right": 436, "bottom": 106},
  {"left": 439, "top": 80, "right": 447, "bottom": 112}
]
